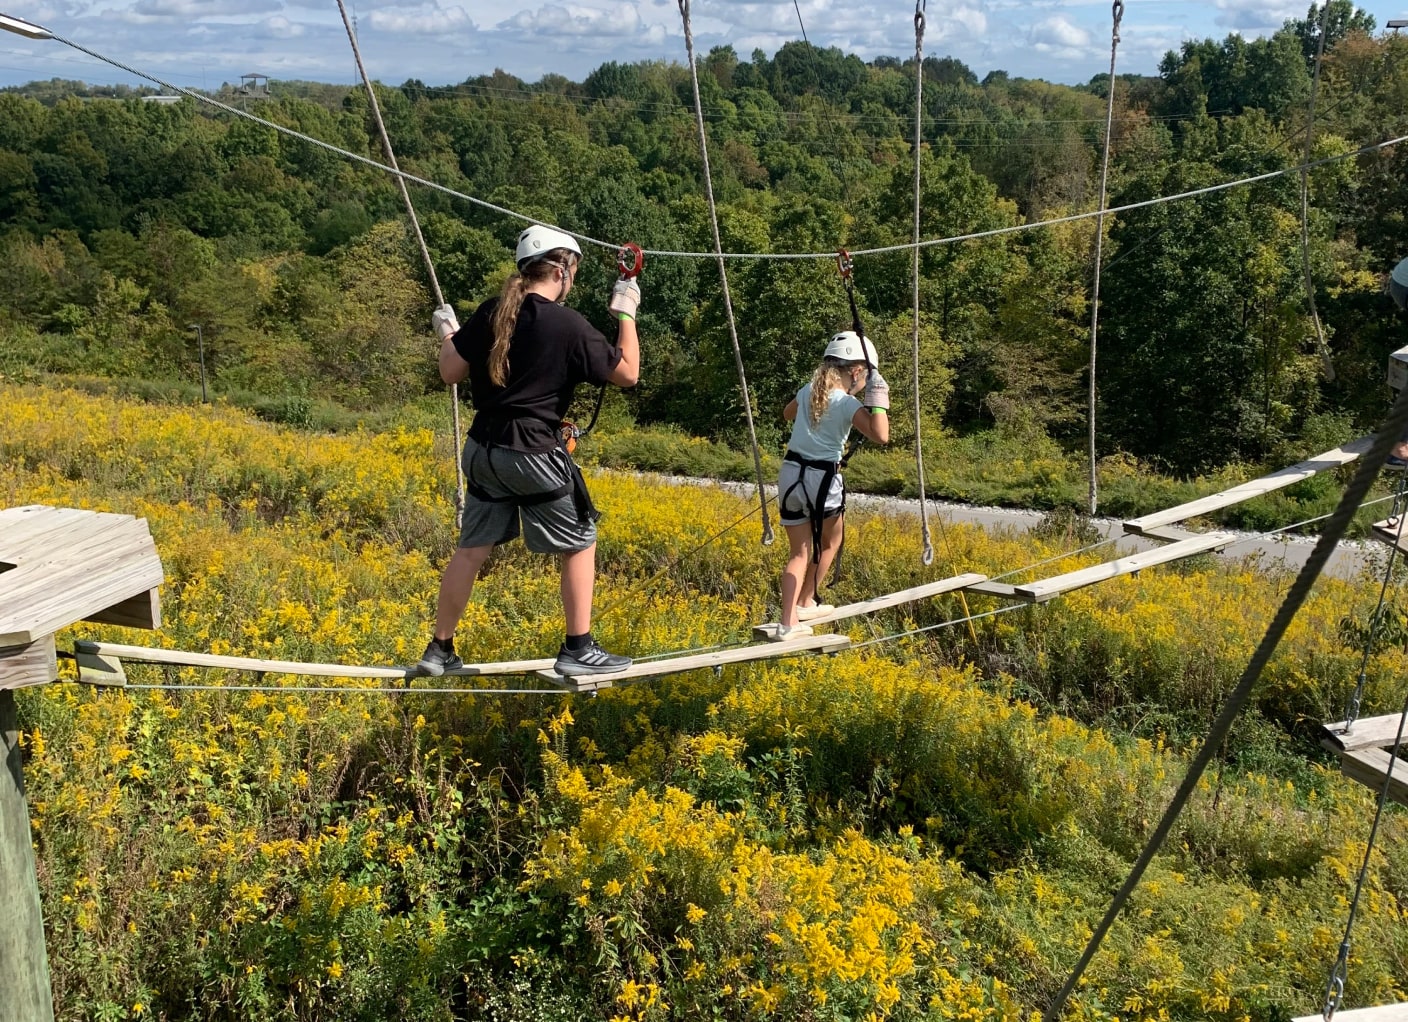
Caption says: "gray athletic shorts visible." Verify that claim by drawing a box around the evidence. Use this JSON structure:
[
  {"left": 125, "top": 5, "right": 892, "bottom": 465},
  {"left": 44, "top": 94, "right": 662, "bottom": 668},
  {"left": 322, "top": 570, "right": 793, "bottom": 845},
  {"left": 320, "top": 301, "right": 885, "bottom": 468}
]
[
  {"left": 458, "top": 438, "right": 596, "bottom": 554},
  {"left": 777, "top": 459, "right": 844, "bottom": 526}
]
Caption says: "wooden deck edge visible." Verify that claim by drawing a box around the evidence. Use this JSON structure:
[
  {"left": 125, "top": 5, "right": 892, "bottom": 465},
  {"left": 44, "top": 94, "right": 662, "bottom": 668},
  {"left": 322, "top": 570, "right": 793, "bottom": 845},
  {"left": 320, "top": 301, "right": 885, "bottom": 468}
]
[
  {"left": 1337, "top": 747, "right": 1408, "bottom": 808},
  {"left": 1294, "top": 1003, "right": 1408, "bottom": 1022}
]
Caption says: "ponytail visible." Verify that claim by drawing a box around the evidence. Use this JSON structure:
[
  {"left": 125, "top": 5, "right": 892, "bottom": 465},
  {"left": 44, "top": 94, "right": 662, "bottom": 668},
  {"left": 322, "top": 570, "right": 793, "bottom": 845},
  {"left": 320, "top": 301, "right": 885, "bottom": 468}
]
[
  {"left": 808, "top": 360, "right": 851, "bottom": 427},
  {"left": 489, "top": 274, "right": 528, "bottom": 386},
  {"left": 487, "top": 250, "right": 576, "bottom": 387}
]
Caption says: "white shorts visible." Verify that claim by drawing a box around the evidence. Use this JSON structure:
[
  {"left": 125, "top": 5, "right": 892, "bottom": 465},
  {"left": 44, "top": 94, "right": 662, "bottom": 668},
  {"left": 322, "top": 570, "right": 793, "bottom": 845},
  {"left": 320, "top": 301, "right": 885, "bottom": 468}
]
[{"left": 777, "top": 459, "right": 844, "bottom": 526}]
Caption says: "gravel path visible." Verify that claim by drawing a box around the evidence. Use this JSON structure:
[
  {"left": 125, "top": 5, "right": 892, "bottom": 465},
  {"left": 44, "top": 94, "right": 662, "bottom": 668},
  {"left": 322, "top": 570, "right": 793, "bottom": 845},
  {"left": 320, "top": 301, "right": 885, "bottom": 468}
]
[{"left": 635, "top": 473, "right": 1385, "bottom": 582}]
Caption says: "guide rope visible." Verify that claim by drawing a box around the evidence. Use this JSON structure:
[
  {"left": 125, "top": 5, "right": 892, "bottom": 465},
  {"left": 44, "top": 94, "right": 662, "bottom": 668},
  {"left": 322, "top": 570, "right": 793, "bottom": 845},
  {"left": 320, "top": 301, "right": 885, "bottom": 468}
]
[
  {"left": 676, "top": 0, "right": 774, "bottom": 545},
  {"left": 333, "top": 0, "right": 464, "bottom": 521},
  {"left": 909, "top": 0, "right": 935, "bottom": 567},
  {"left": 1086, "top": 0, "right": 1123, "bottom": 516}
]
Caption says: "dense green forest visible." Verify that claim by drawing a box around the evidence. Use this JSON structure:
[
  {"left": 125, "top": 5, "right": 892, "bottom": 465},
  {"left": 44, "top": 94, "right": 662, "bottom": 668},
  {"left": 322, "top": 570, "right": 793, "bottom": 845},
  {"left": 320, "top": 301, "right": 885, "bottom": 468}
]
[{"left": 2, "top": 0, "right": 1405, "bottom": 474}]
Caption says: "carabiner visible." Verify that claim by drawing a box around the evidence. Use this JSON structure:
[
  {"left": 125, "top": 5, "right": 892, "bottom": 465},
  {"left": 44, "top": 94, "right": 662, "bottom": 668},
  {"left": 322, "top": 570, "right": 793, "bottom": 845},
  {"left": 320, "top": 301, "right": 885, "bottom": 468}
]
[
  {"left": 616, "top": 242, "right": 644, "bottom": 280},
  {"left": 836, "top": 248, "right": 854, "bottom": 281}
]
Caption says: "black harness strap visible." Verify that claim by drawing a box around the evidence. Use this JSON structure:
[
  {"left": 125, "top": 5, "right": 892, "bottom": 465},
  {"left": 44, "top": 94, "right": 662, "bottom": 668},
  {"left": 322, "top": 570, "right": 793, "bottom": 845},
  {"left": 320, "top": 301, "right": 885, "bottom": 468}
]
[
  {"left": 464, "top": 443, "right": 599, "bottom": 523},
  {"left": 783, "top": 450, "right": 844, "bottom": 571}
]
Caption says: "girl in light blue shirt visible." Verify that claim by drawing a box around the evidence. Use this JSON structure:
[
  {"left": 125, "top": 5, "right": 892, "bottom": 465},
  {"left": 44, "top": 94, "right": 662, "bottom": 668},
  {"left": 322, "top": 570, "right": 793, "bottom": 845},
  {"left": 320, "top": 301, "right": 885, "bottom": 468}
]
[{"left": 773, "top": 331, "right": 890, "bottom": 639}]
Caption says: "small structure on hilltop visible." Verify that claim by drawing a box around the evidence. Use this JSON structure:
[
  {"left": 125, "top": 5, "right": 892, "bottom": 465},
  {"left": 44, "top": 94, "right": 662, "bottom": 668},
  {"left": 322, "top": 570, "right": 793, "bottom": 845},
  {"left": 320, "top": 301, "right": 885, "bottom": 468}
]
[
  {"left": 238, "top": 72, "right": 269, "bottom": 98},
  {"left": 0, "top": 505, "right": 164, "bottom": 1022}
]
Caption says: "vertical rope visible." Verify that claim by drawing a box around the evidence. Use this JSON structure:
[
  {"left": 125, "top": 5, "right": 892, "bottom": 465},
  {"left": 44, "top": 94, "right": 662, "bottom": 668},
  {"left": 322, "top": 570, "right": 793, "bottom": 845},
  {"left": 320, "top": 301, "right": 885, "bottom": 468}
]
[
  {"left": 677, "top": 0, "right": 774, "bottom": 544},
  {"left": 1086, "top": 0, "right": 1123, "bottom": 516},
  {"left": 335, "top": 0, "right": 465, "bottom": 525},
  {"left": 1301, "top": 0, "right": 1336, "bottom": 382},
  {"left": 910, "top": 0, "right": 934, "bottom": 565}
]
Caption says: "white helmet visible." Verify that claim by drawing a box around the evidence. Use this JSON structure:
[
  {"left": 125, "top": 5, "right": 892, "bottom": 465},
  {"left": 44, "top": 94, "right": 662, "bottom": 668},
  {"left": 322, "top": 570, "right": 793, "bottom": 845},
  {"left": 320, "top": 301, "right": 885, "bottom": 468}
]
[
  {"left": 823, "top": 330, "right": 878, "bottom": 369},
  {"left": 516, "top": 225, "right": 581, "bottom": 269},
  {"left": 1391, "top": 256, "right": 1408, "bottom": 312}
]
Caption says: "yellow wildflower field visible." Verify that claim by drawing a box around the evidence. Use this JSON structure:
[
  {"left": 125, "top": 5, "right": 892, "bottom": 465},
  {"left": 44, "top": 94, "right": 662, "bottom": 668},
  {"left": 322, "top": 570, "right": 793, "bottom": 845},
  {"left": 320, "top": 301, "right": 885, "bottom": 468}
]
[{"left": 2, "top": 383, "right": 1404, "bottom": 1021}]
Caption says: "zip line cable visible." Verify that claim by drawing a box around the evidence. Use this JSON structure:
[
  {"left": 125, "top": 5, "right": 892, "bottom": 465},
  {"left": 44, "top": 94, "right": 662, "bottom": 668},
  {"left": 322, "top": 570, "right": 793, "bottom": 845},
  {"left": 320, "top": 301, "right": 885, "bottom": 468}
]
[
  {"left": 334, "top": 0, "right": 465, "bottom": 523},
  {"left": 27, "top": 29, "right": 1408, "bottom": 264},
  {"left": 1041, "top": 381, "right": 1408, "bottom": 1022},
  {"left": 1301, "top": 0, "right": 1337, "bottom": 383},
  {"left": 676, "top": 0, "right": 774, "bottom": 546},
  {"left": 1087, "top": 0, "right": 1123, "bottom": 516},
  {"left": 909, "top": 0, "right": 935, "bottom": 568}
]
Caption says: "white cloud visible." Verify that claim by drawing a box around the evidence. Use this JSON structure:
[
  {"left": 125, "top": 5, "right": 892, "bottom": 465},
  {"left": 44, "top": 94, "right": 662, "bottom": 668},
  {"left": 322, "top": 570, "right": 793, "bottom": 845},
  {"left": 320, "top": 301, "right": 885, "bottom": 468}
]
[
  {"left": 496, "top": 3, "right": 668, "bottom": 44},
  {"left": 1213, "top": 0, "right": 1299, "bottom": 33},
  {"left": 1031, "top": 15, "right": 1089, "bottom": 50},
  {"left": 367, "top": 4, "right": 476, "bottom": 34}
]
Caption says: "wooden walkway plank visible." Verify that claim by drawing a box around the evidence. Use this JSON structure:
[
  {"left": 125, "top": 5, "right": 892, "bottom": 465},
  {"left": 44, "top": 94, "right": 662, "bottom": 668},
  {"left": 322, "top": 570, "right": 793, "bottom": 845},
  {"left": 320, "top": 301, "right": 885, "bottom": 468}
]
[
  {"left": 960, "top": 580, "right": 1034, "bottom": 601},
  {"left": 1295, "top": 1006, "right": 1408, "bottom": 1022},
  {"left": 77, "top": 640, "right": 560, "bottom": 681},
  {"left": 1010, "top": 532, "right": 1237, "bottom": 602},
  {"left": 1369, "top": 517, "right": 1408, "bottom": 556},
  {"left": 1319, "top": 714, "right": 1408, "bottom": 754},
  {"left": 1334, "top": 748, "right": 1408, "bottom": 807},
  {"left": 1123, "top": 435, "right": 1374, "bottom": 535},
  {"left": 537, "top": 633, "right": 851, "bottom": 692},
  {"left": 750, "top": 573, "right": 989, "bottom": 637}
]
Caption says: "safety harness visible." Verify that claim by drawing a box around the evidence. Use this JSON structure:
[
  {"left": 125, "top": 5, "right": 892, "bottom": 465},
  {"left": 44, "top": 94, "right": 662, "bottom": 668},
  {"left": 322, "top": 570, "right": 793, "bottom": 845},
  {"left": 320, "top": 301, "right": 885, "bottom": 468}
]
[{"left": 464, "top": 437, "right": 600, "bottom": 524}]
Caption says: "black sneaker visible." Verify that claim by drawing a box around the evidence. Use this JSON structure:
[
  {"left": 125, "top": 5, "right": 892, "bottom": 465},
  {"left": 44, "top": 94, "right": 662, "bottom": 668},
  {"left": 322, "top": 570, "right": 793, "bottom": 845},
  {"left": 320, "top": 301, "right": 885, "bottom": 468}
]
[
  {"left": 554, "top": 639, "right": 631, "bottom": 677},
  {"left": 415, "top": 640, "right": 463, "bottom": 677}
]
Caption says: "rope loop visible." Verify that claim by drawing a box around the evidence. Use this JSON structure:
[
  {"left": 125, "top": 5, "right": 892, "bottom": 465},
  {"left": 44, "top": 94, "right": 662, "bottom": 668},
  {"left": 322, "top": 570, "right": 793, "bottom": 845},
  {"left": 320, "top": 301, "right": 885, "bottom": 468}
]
[
  {"left": 914, "top": 0, "right": 926, "bottom": 40},
  {"left": 1320, "top": 942, "right": 1349, "bottom": 1021},
  {"left": 1111, "top": 0, "right": 1124, "bottom": 42}
]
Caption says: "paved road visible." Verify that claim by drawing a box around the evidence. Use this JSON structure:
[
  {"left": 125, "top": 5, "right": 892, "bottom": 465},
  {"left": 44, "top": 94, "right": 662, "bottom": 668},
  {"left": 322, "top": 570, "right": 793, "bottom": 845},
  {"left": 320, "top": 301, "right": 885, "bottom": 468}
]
[{"left": 653, "top": 474, "right": 1384, "bottom": 582}]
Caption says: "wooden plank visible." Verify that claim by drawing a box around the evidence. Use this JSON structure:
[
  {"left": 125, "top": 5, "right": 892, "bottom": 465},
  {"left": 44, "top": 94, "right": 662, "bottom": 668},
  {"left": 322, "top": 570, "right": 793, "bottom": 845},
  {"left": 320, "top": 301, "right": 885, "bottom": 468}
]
[
  {"left": 0, "top": 525, "right": 158, "bottom": 610},
  {"left": 1370, "top": 517, "right": 1408, "bottom": 556},
  {"left": 1012, "top": 532, "right": 1237, "bottom": 601},
  {"left": 1124, "top": 435, "right": 1374, "bottom": 535},
  {"left": 1319, "top": 714, "right": 1408, "bottom": 753},
  {"left": 1336, "top": 748, "right": 1408, "bottom": 807},
  {"left": 960, "top": 580, "right": 1037, "bottom": 601},
  {"left": 536, "top": 633, "right": 851, "bottom": 692},
  {"left": 0, "top": 505, "right": 110, "bottom": 548},
  {"left": 1294, "top": 1004, "right": 1408, "bottom": 1022},
  {"left": 83, "top": 587, "right": 161, "bottom": 631},
  {"left": 0, "top": 638, "right": 57, "bottom": 692},
  {"left": 0, "top": 551, "right": 166, "bottom": 647},
  {"left": 749, "top": 574, "right": 988, "bottom": 637},
  {"left": 0, "top": 689, "right": 57, "bottom": 1022},
  {"left": 77, "top": 640, "right": 556, "bottom": 680},
  {"left": 1137, "top": 524, "right": 1203, "bottom": 542}
]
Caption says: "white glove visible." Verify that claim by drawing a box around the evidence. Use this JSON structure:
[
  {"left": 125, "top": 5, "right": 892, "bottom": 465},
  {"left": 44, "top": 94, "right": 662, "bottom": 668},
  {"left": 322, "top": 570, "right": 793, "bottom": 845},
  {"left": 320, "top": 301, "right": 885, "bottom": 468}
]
[
  {"left": 431, "top": 303, "right": 460, "bottom": 342},
  {"left": 862, "top": 369, "right": 890, "bottom": 410},
  {"left": 608, "top": 279, "right": 641, "bottom": 319}
]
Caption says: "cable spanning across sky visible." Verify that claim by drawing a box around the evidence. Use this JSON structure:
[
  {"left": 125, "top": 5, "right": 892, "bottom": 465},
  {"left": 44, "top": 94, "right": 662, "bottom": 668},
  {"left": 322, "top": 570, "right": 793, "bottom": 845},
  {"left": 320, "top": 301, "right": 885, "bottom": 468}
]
[{"left": 8, "top": 22, "right": 1407, "bottom": 266}]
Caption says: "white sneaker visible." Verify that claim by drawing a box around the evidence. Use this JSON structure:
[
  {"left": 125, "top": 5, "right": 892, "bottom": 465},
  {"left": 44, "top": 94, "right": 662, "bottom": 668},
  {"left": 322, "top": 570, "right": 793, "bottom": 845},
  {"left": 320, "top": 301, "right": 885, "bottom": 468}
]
[
  {"left": 771, "top": 623, "right": 813, "bottom": 642},
  {"left": 795, "top": 603, "right": 835, "bottom": 622}
]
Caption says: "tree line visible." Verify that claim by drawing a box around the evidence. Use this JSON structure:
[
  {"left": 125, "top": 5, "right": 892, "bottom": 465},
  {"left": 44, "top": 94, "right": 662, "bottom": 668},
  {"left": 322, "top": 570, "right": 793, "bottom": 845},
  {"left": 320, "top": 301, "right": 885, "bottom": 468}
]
[{"left": 1, "top": 0, "right": 1404, "bottom": 473}]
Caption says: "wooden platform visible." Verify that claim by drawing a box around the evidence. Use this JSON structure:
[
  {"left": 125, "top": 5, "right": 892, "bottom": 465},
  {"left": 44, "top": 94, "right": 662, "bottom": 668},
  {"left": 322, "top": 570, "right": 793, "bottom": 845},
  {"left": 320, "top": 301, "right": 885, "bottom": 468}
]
[
  {"left": 1008, "top": 532, "right": 1236, "bottom": 602},
  {"left": 1, "top": 505, "right": 164, "bottom": 690},
  {"left": 1294, "top": 1003, "right": 1408, "bottom": 1022},
  {"left": 537, "top": 633, "right": 851, "bottom": 692},
  {"left": 751, "top": 573, "right": 989, "bottom": 638},
  {"left": 1123, "top": 435, "right": 1374, "bottom": 536},
  {"left": 1320, "top": 713, "right": 1408, "bottom": 807}
]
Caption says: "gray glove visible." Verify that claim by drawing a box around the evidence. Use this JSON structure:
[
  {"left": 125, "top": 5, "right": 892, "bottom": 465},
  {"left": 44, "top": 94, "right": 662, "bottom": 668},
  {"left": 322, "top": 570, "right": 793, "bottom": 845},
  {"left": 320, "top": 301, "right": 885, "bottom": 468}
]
[
  {"left": 431, "top": 303, "right": 460, "bottom": 342},
  {"left": 609, "top": 279, "right": 641, "bottom": 318},
  {"left": 862, "top": 369, "right": 890, "bottom": 410}
]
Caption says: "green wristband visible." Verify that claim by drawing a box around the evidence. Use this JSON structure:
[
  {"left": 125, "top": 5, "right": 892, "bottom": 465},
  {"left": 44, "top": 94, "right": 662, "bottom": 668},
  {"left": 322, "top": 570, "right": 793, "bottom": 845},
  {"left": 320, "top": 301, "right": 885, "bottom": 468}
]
[{"left": 618, "top": 312, "right": 635, "bottom": 322}]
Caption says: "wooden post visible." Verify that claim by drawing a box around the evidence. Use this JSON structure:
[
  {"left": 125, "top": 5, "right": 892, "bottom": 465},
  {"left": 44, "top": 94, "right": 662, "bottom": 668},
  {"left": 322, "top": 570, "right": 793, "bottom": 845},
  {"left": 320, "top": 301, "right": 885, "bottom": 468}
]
[
  {"left": 0, "top": 504, "right": 166, "bottom": 1022},
  {"left": 0, "top": 687, "right": 55, "bottom": 1022}
]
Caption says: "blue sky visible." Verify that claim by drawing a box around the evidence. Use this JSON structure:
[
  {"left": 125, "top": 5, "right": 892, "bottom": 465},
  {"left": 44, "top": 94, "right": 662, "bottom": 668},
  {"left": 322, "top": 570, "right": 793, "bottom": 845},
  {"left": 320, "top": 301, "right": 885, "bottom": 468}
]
[{"left": 1, "top": 0, "right": 1405, "bottom": 93}]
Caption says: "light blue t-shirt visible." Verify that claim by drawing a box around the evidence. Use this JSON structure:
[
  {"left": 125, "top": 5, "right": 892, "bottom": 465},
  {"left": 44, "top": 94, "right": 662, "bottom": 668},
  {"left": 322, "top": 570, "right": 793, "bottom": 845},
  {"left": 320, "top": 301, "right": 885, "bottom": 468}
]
[{"left": 786, "top": 383, "right": 862, "bottom": 462}]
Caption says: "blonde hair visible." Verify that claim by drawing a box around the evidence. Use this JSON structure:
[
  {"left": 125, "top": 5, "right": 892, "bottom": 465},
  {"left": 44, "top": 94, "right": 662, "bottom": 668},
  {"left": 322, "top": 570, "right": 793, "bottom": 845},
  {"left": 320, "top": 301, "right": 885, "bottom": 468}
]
[
  {"left": 487, "top": 250, "right": 576, "bottom": 386},
  {"left": 808, "top": 359, "right": 854, "bottom": 427}
]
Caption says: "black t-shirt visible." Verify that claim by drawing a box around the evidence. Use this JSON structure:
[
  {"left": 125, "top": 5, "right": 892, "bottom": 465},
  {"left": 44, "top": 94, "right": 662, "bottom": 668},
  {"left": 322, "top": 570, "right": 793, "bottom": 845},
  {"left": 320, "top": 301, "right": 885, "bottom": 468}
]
[{"left": 454, "top": 294, "right": 622, "bottom": 452}]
